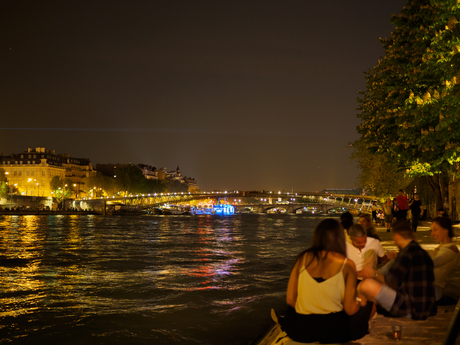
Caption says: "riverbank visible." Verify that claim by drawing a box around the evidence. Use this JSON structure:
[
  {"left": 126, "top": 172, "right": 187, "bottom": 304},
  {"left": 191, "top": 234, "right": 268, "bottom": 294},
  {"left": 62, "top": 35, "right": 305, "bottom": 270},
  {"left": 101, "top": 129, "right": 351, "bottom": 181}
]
[
  {"left": 256, "top": 222, "right": 460, "bottom": 345},
  {"left": 0, "top": 210, "right": 95, "bottom": 216}
]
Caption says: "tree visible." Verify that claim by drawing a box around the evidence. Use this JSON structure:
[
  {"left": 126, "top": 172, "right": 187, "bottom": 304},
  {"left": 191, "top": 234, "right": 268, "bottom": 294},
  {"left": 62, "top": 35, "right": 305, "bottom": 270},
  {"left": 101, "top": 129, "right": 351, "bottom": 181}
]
[
  {"left": 165, "top": 180, "right": 188, "bottom": 193},
  {"left": 50, "top": 176, "right": 73, "bottom": 201},
  {"left": 0, "top": 168, "right": 7, "bottom": 198},
  {"left": 83, "top": 172, "right": 116, "bottom": 197},
  {"left": 114, "top": 165, "right": 165, "bottom": 195},
  {"left": 50, "top": 176, "right": 63, "bottom": 192},
  {"left": 357, "top": 0, "right": 460, "bottom": 209},
  {"left": 145, "top": 178, "right": 165, "bottom": 194},
  {"left": 350, "top": 139, "right": 412, "bottom": 199}
]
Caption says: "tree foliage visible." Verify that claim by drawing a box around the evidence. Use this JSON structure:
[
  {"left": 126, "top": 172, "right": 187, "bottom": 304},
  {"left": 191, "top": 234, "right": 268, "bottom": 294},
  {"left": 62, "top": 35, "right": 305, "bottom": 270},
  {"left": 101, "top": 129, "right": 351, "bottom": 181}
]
[
  {"left": 165, "top": 180, "right": 189, "bottom": 193},
  {"left": 350, "top": 139, "right": 412, "bottom": 199},
  {"left": 83, "top": 172, "right": 117, "bottom": 196},
  {"left": 0, "top": 168, "right": 7, "bottom": 198},
  {"left": 83, "top": 165, "right": 165, "bottom": 197},
  {"left": 50, "top": 176, "right": 73, "bottom": 201},
  {"left": 357, "top": 0, "right": 460, "bottom": 208}
]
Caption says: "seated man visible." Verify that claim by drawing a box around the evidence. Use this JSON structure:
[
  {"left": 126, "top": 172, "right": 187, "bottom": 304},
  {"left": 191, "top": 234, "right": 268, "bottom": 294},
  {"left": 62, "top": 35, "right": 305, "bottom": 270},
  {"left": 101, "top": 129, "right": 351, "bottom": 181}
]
[
  {"left": 346, "top": 224, "right": 387, "bottom": 280},
  {"left": 358, "top": 221, "right": 437, "bottom": 320}
]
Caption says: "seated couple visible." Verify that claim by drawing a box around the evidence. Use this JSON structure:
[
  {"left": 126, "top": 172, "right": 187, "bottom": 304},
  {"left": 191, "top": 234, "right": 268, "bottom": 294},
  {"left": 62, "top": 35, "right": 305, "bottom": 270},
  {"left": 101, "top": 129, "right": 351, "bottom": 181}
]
[{"left": 274, "top": 219, "right": 437, "bottom": 344}]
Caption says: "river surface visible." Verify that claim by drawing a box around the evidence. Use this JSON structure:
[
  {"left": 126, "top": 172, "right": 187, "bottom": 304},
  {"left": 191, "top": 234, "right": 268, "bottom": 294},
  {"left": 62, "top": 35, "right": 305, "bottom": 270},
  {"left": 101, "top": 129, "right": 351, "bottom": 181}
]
[{"left": 0, "top": 214, "right": 332, "bottom": 344}]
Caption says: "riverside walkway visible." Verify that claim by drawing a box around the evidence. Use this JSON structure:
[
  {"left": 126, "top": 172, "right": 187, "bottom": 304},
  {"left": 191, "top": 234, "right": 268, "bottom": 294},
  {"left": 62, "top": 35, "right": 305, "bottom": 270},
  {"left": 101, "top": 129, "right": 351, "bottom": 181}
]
[{"left": 256, "top": 222, "right": 460, "bottom": 345}]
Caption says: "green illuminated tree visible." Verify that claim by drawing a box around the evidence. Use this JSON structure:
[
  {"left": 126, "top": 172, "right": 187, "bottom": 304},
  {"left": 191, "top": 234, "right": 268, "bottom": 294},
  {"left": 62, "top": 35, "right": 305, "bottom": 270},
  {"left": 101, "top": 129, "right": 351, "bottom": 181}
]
[
  {"left": 83, "top": 172, "right": 116, "bottom": 197},
  {"left": 0, "top": 168, "right": 7, "bottom": 198},
  {"left": 357, "top": 0, "right": 460, "bottom": 209},
  {"left": 50, "top": 176, "right": 73, "bottom": 201}
]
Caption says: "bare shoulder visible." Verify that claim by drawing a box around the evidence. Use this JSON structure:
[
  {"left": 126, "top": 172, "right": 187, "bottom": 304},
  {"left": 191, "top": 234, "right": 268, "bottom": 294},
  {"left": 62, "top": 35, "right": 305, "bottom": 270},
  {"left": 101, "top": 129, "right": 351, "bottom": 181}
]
[
  {"left": 328, "top": 252, "right": 355, "bottom": 270},
  {"left": 344, "top": 258, "right": 356, "bottom": 271}
]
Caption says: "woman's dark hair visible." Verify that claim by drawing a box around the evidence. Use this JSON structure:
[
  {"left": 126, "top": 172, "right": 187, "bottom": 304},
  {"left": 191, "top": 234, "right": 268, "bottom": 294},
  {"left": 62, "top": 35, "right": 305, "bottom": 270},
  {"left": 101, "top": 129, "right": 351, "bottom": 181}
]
[
  {"left": 432, "top": 216, "right": 454, "bottom": 238},
  {"left": 340, "top": 211, "right": 354, "bottom": 230},
  {"left": 293, "top": 218, "right": 346, "bottom": 272}
]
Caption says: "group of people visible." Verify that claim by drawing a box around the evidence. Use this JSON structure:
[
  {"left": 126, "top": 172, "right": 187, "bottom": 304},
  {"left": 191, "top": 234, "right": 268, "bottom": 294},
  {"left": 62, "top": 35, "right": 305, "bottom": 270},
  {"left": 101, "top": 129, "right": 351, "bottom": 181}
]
[
  {"left": 273, "top": 212, "right": 459, "bottom": 344},
  {"left": 376, "top": 190, "right": 425, "bottom": 232}
]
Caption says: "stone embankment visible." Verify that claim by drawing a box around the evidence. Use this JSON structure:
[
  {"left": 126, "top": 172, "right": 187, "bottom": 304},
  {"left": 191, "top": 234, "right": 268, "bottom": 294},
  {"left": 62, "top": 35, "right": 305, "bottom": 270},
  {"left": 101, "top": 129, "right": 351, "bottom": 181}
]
[
  {"left": 256, "top": 222, "right": 460, "bottom": 345},
  {"left": 0, "top": 210, "right": 95, "bottom": 216}
]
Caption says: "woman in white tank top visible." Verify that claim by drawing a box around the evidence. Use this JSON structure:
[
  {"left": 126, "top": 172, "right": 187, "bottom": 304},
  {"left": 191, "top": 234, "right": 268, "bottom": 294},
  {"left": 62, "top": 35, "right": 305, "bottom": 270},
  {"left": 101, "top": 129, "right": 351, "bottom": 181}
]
[{"left": 276, "top": 218, "right": 373, "bottom": 343}]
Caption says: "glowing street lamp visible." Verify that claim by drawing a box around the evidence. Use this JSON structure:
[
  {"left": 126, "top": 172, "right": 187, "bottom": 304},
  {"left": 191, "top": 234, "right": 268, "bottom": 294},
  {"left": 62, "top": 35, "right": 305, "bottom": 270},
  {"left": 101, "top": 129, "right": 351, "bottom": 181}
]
[
  {"left": 63, "top": 184, "right": 68, "bottom": 210},
  {"left": 26, "top": 178, "right": 32, "bottom": 196}
]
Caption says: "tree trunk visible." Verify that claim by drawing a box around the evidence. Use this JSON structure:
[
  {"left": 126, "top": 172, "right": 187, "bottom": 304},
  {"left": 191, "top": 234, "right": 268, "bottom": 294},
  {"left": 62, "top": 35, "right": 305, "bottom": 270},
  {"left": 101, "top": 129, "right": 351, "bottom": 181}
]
[
  {"left": 425, "top": 174, "right": 450, "bottom": 215},
  {"left": 425, "top": 175, "right": 443, "bottom": 212},
  {"left": 440, "top": 173, "right": 450, "bottom": 212}
]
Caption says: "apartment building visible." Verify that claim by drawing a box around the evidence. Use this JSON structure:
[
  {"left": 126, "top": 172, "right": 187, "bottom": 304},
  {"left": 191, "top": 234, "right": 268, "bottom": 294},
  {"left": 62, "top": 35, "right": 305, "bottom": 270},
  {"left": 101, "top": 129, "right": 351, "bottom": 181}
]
[{"left": 0, "top": 147, "right": 93, "bottom": 197}]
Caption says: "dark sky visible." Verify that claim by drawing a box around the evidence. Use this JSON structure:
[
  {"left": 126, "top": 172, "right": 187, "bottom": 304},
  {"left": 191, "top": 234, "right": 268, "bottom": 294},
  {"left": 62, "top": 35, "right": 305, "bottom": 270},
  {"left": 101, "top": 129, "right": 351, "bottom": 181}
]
[{"left": 1, "top": 1, "right": 405, "bottom": 192}]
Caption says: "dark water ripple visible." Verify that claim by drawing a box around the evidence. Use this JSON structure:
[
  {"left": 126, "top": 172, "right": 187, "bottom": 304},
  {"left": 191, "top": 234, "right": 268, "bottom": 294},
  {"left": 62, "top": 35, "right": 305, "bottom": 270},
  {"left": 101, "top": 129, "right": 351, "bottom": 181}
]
[{"left": 0, "top": 214, "right": 331, "bottom": 344}]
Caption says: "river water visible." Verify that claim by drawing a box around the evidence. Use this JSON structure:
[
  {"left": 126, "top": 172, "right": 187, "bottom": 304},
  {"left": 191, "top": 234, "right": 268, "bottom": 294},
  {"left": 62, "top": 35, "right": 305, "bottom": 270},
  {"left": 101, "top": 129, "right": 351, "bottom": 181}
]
[{"left": 0, "top": 214, "right": 330, "bottom": 344}]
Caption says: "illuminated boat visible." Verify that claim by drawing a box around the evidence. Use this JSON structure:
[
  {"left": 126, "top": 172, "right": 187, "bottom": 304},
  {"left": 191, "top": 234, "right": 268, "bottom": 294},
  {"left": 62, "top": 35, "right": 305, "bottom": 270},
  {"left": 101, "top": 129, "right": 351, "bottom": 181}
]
[
  {"left": 212, "top": 204, "right": 235, "bottom": 215},
  {"left": 191, "top": 204, "right": 235, "bottom": 215},
  {"left": 161, "top": 205, "right": 185, "bottom": 215}
]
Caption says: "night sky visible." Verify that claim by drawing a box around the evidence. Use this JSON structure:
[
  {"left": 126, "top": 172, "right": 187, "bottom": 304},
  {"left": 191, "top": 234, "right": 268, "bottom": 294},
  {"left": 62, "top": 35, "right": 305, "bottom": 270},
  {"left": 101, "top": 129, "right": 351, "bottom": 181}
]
[{"left": 1, "top": 1, "right": 405, "bottom": 192}]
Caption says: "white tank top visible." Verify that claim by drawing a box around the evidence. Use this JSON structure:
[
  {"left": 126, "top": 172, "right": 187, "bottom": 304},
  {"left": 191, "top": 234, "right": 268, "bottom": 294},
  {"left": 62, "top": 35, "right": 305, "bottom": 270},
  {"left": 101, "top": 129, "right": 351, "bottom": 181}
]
[{"left": 295, "top": 257, "right": 346, "bottom": 315}]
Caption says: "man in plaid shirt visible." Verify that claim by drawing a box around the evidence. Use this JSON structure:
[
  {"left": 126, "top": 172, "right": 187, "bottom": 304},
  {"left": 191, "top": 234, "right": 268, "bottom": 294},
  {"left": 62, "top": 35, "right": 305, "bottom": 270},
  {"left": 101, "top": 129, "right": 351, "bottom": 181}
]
[{"left": 358, "top": 221, "right": 437, "bottom": 319}]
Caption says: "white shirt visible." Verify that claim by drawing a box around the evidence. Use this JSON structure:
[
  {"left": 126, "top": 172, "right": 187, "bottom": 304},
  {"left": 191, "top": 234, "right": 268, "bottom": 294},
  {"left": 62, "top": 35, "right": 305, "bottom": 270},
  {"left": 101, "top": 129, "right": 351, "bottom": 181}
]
[{"left": 346, "top": 237, "right": 384, "bottom": 272}]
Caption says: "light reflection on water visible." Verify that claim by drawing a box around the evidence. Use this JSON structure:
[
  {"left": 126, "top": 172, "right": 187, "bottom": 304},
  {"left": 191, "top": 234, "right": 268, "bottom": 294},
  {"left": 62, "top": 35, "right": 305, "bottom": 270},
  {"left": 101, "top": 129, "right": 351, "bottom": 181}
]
[{"left": 0, "top": 214, "right": 325, "bottom": 344}]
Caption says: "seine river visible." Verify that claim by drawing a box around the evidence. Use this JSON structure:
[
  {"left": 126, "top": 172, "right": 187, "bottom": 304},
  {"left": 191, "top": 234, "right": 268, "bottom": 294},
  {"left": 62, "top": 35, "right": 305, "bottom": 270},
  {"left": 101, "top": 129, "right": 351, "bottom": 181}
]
[{"left": 0, "top": 214, "right": 330, "bottom": 344}]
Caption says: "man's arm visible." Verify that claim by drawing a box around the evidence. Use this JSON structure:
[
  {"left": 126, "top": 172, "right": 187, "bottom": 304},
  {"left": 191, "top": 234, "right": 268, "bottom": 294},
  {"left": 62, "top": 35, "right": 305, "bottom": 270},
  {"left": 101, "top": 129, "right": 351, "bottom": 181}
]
[
  {"left": 360, "top": 266, "right": 386, "bottom": 284},
  {"left": 385, "top": 252, "right": 409, "bottom": 290}
]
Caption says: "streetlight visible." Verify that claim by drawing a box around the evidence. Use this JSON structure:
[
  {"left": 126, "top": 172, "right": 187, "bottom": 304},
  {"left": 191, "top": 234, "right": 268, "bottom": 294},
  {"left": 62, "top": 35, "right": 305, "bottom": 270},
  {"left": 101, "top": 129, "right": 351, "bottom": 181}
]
[
  {"left": 27, "top": 178, "right": 32, "bottom": 195},
  {"left": 63, "top": 184, "right": 67, "bottom": 210},
  {"left": 5, "top": 172, "right": 12, "bottom": 208}
]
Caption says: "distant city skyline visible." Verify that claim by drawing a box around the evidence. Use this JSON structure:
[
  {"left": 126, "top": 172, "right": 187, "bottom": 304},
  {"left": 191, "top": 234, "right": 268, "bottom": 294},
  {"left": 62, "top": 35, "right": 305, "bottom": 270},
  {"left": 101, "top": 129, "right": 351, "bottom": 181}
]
[{"left": 1, "top": 1, "right": 406, "bottom": 191}]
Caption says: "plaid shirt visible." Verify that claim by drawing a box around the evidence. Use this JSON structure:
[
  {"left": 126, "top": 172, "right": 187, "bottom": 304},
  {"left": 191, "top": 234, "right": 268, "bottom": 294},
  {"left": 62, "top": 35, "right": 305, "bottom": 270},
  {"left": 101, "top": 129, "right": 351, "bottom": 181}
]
[{"left": 385, "top": 240, "right": 437, "bottom": 320}]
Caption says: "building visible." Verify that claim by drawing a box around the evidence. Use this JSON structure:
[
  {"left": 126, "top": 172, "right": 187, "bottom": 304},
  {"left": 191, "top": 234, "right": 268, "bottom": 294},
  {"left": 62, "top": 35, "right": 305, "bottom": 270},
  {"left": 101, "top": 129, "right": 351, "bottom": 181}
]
[
  {"left": 158, "top": 166, "right": 183, "bottom": 182},
  {"left": 184, "top": 177, "right": 200, "bottom": 193},
  {"left": 138, "top": 164, "right": 159, "bottom": 180},
  {"left": 0, "top": 147, "right": 93, "bottom": 197}
]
